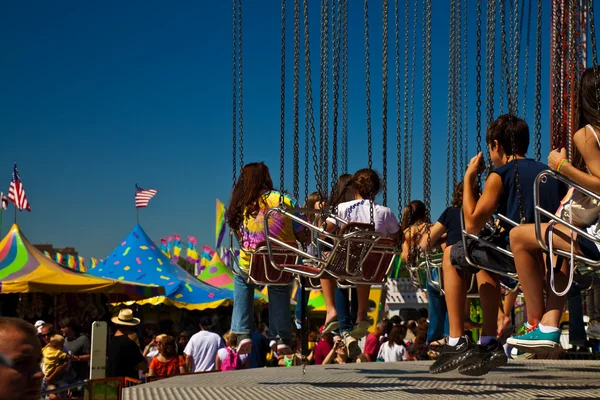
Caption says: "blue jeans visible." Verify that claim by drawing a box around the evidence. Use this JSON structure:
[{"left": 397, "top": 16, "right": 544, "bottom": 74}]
[
  {"left": 232, "top": 274, "right": 292, "bottom": 342},
  {"left": 427, "top": 278, "right": 448, "bottom": 343},
  {"left": 295, "top": 283, "right": 310, "bottom": 323},
  {"left": 336, "top": 287, "right": 358, "bottom": 334}
]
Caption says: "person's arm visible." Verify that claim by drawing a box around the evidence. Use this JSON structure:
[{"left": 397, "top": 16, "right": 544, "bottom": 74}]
[
  {"left": 463, "top": 153, "right": 503, "bottom": 234},
  {"left": 76, "top": 336, "right": 92, "bottom": 363},
  {"left": 420, "top": 222, "right": 446, "bottom": 251},
  {"left": 185, "top": 354, "right": 194, "bottom": 372},
  {"left": 142, "top": 342, "right": 154, "bottom": 358},
  {"left": 46, "top": 362, "right": 67, "bottom": 384},
  {"left": 215, "top": 353, "right": 222, "bottom": 371},
  {"left": 549, "top": 130, "right": 600, "bottom": 193},
  {"left": 322, "top": 344, "right": 337, "bottom": 365},
  {"left": 147, "top": 367, "right": 155, "bottom": 377}
]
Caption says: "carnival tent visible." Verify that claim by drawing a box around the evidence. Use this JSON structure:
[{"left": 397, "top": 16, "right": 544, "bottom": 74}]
[
  {"left": 0, "top": 224, "right": 164, "bottom": 301},
  {"left": 88, "top": 225, "right": 231, "bottom": 310},
  {"left": 198, "top": 250, "right": 266, "bottom": 300},
  {"left": 261, "top": 281, "right": 326, "bottom": 311}
]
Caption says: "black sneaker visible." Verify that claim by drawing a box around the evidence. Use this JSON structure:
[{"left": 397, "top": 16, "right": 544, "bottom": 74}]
[
  {"left": 429, "top": 336, "right": 479, "bottom": 374},
  {"left": 459, "top": 339, "right": 507, "bottom": 376}
]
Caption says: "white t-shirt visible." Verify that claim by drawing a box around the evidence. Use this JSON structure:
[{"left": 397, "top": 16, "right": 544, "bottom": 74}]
[
  {"left": 145, "top": 347, "right": 159, "bottom": 366},
  {"left": 328, "top": 200, "right": 400, "bottom": 236},
  {"left": 377, "top": 342, "right": 407, "bottom": 362},
  {"left": 184, "top": 331, "right": 224, "bottom": 372}
]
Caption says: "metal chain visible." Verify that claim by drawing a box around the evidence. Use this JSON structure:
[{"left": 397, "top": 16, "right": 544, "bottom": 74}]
[
  {"left": 280, "top": 0, "right": 286, "bottom": 205},
  {"left": 382, "top": 0, "right": 389, "bottom": 206},
  {"left": 304, "top": 0, "right": 321, "bottom": 202},
  {"left": 510, "top": 0, "right": 521, "bottom": 115},
  {"left": 534, "top": 0, "right": 542, "bottom": 161},
  {"left": 403, "top": 0, "right": 410, "bottom": 207},
  {"left": 566, "top": 0, "right": 575, "bottom": 162},
  {"left": 446, "top": 0, "right": 456, "bottom": 206},
  {"left": 475, "top": 0, "right": 483, "bottom": 190},
  {"left": 319, "top": 0, "right": 330, "bottom": 197},
  {"left": 395, "top": 0, "right": 402, "bottom": 218},
  {"left": 408, "top": 0, "right": 417, "bottom": 200},
  {"left": 365, "top": 0, "right": 374, "bottom": 226},
  {"left": 499, "top": 0, "right": 506, "bottom": 114},
  {"left": 423, "top": 0, "right": 433, "bottom": 253},
  {"left": 453, "top": 0, "right": 460, "bottom": 192},
  {"left": 522, "top": 0, "right": 532, "bottom": 119},
  {"left": 485, "top": 0, "right": 495, "bottom": 167},
  {"left": 232, "top": 0, "right": 237, "bottom": 187},
  {"left": 341, "top": 0, "right": 349, "bottom": 175},
  {"left": 589, "top": 0, "right": 600, "bottom": 131},
  {"left": 551, "top": 0, "right": 564, "bottom": 150},
  {"left": 238, "top": 0, "right": 244, "bottom": 172},
  {"left": 331, "top": 0, "right": 341, "bottom": 193},
  {"left": 293, "top": 0, "right": 301, "bottom": 200},
  {"left": 463, "top": 0, "right": 468, "bottom": 171}
]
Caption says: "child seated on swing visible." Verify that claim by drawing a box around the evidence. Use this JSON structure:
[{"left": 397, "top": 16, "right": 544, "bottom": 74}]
[
  {"left": 320, "top": 169, "right": 401, "bottom": 354},
  {"left": 429, "top": 114, "right": 565, "bottom": 377},
  {"left": 507, "top": 67, "right": 600, "bottom": 353}
]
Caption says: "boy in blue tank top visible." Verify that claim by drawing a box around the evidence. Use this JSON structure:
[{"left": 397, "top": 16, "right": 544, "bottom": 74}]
[{"left": 429, "top": 114, "right": 565, "bottom": 377}]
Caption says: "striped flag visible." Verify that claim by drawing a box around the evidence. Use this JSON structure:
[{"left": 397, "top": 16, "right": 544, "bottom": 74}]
[
  {"left": 8, "top": 164, "right": 31, "bottom": 211},
  {"left": 135, "top": 184, "right": 158, "bottom": 208},
  {"left": 0, "top": 192, "right": 7, "bottom": 210}
]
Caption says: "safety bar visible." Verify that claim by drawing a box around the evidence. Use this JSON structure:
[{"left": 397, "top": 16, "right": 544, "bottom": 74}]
[
  {"left": 534, "top": 170, "right": 600, "bottom": 267},
  {"left": 346, "top": 239, "right": 400, "bottom": 285},
  {"left": 460, "top": 209, "right": 519, "bottom": 279},
  {"left": 41, "top": 380, "right": 89, "bottom": 396}
]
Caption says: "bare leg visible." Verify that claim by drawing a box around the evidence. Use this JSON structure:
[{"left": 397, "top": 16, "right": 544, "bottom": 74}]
[
  {"left": 477, "top": 270, "right": 501, "bottom": 337},
  {"left": 355, "top": 284, "right": 371, "bottom": 322},
  {"left": 442, "top": 247, "right": 467, "bottom": 338},
  {"left": 498, "top": 290, "right": 518, "bottom": 334},
  {"left": 320, "top": 277, "right": 338, "bottom": 323},
  {"left": 542, "top": 256, "right": 570, "bottom": 328}
]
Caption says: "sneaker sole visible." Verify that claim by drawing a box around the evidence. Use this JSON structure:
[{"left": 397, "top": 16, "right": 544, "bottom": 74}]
[
  {"left": 507, "top": 339, "right": 562, "bottom": 354},
  {"left": 320, "top": 321, "right": 340, "bottom": 335},
  {"left": 429, "top": 351, "right": 478, "bottom": 375},
  {"left": 459, "top": 352, "right": 508, "bottom": 377},
  {"left": 237, "top": 340, "right": 253, "bottom": 355},
  {"left": 346, "top": 340, "right": 361, "bottom": 359},
  {"left": 350, "top": 320, "right": 372, "bottom": 340}
]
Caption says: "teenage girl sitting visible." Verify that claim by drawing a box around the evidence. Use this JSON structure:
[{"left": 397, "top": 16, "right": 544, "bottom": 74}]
[
  {"left": 320, "top": 169, "right": 401, "bottom": 352},
  {"left": 507, "top": 67, "right": 600, "bottom": 353},
  {"left": 226, "top": 162, "right": 309, "bottom": 355}
]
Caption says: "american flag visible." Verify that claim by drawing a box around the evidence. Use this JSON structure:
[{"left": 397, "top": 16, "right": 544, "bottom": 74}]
[
  {"left": 8, "top": 164, "right": 31, "bottom": 212},
  {"left": 0, "top": 192, "right": 7, "bottom": 210},
  {"left": 135, "top": 184, "right": 158, "bottom": 208}
]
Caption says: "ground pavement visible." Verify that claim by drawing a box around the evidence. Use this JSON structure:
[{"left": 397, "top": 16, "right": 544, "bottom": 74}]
[{"left": 123, "top": 360, "right": 600, "bottom": 399}]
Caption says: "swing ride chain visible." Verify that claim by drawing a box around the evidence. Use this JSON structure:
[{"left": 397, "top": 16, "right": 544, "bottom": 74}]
[
  {"left": 533, "top": 0, "right": 542, "bottom": 162},
  {"left": 462, "top": 0, "right": 468, "bottom": 172},
  {"left": 331, "top": 0, "right": 341, "bottom": 194},
  {"left": 423, "top": 0, "right": 433, "bottom": 253},
  {"left": 509, "top": 117, "right": 526, "bottom": 224},
  {"left": 382, "top": 0, "right": 389, "bottom": 207},
  {"left": 522, "top": 0, "right": 532, "bottom": 119},
  {"left": 500, "top": 0, "right": 514, "bottom": 116},
  {"left": 499, "top": 0, "right": 506, "bottom": 115},
  {"left": 395, "top": 0, "right": 402, "bottom": 218},
  {"left": 293, "top": 0, "right": 301, "bottom": 201},
  {"left": 408, "top": 0, "right": 417, "bottom": 201},
  {"left": 551, "top": 0, "right": 563, "bottom": 150},
  {"left": 305, "top": 0, "right": 321, "bottom": 201},
  {"left": 455, "top": 0, "right": 461, "bottom": 188},
  {"left": 280, "top": 0, "right": 286, "bottom": 206},
  {"left": 232, "top": 0, "right": 238, "bottom": 186},
  {"left": 446, "top": 0, "right": 456, "bottom": 207},
  {"left": 365, "top": 0, "right": 373, "bottom": 172},
  {"left": 403, "top": 0, "right": 410, "bottom": 207},
  {"left": 475, "top": 0, "right": 483, "bottom": 190},
  {"left": 238, "top": 0, "right": 244, "bottom": 172},
  {"left": 588, "top": 0, "right": 600, "bottom": 132},
  {"left": 510, "top": 0, "right": 521, "bottom": 115},
  {"left": 566, "top": 0, "right": 575, "bottom": 162},
  {"left": 485, "top": 0, "right": 495, "bottom": 170},
  {"left": 341, "top": 0, "right": 349, "bottom": 175},
  {"left": 319, "top": 0, "right": 330, "bottom": 197}
]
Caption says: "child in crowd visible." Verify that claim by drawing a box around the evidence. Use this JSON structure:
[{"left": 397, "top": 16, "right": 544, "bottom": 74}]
[
  {"left": 430, "top": 114, "right": 565, "bottom": 376},
  {"left": 42, "top": 334, "right": 70, "bottom": 393},
  {"left": 148, "top": 335, "right": 186, "bottom": 379},
  {"left": 216, "top": 331, "right": 248, "bottom": 371},
  {"left": 376, "top": 323, "right": 407, "bottom": 362}
]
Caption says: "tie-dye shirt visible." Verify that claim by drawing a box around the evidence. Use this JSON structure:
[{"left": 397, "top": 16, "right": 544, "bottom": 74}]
[{"left": 238, "top": 191, "right": 306, "bottom": 271}]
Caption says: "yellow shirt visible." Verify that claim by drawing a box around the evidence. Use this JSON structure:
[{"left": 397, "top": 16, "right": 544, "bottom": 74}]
[{"left": 42, "top": 345, "right": 68, "bottom": 377}]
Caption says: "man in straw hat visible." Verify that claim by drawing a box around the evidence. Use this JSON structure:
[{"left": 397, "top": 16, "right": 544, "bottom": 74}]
[{"left": 106, "top": 309, "right": 147, "bottom": 379}]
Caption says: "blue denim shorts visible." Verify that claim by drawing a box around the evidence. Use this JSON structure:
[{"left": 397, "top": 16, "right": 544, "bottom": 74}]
[{"left": 577, "top": 235, "right": 600, "bottom": 259}]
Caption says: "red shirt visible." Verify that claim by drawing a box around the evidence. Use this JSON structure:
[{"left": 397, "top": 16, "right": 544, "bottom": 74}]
[
  {"left": 149, "top": 355, "right": 185, "bottom": 379},
  {"left": 364, "top": 333, "right": 381, "bottom": 362},
  {"left": 314, "top": 339, "right": 333, "bottom": 365}
]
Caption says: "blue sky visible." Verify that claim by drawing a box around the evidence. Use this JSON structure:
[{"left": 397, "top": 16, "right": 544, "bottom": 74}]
[{"left": 0, "top": 0, "right": 583, "bottom": 260}]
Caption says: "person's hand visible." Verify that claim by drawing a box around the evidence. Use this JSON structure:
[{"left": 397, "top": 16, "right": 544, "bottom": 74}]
[
  {"left": 548, "top": 148, "right": 568, "bottom": 171},
  {"left": 465, "top": 152, "right": 484, "bottom": 178}
]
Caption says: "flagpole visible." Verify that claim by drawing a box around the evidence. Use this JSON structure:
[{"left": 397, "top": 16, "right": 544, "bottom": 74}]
[
  {"left": 136, "top": 207, "right": 139, "bottom": 225},
  {"left": 13, "top": 204, "right": 16, "bottom": 224}
]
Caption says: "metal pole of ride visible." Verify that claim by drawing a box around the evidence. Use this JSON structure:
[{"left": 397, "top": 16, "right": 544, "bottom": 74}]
[{"left": 300, "top": 277, "right": 308, "bottom": 374}]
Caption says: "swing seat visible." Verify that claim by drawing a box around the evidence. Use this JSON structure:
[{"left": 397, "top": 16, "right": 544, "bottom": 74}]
[
  {"left": 347, "top": 238, "right": 399, "bottom": 285},
  {"left": 246, "top": 242, "right": 296, "bottom": 286},
  {"left": 323, "top": 223, "right": 381, "bottom": 280}
]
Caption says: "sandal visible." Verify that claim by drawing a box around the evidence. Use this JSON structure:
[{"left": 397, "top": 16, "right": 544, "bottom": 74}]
[
  {"left": 350, "top": 317, "right": 372, "bottom": 339},
  {"left": 319, "top": 319, "right": 340, "bottom": 335}
]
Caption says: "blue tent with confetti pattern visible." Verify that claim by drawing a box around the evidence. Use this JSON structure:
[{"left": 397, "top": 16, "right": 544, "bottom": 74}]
[{"left": 88, "top": 224, "right": 232, "bottom": 310}]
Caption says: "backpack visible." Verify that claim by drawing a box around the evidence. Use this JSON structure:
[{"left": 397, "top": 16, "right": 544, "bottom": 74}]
[{"left": 220, "top": 347, "right": 241, "bottom": 371}]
